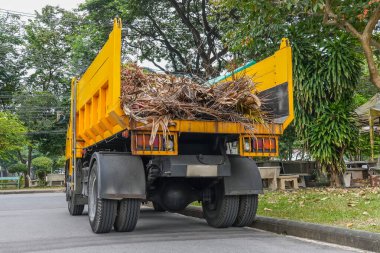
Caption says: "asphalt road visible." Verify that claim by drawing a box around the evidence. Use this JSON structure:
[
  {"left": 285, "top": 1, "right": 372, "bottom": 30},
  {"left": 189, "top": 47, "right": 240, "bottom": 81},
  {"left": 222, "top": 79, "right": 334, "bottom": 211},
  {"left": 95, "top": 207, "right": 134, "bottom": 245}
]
[{"left": 0, "top": 193, "right": 364, "bottom": 253}]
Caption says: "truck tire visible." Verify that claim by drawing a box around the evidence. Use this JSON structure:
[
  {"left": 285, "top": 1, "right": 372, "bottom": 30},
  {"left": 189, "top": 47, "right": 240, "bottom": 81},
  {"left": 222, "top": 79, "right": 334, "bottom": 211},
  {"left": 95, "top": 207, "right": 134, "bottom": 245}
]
[
  {"left": 88, "top": 163, "right": 117, "bottom": 233},
  {"left": 202, "top": 183, "right": 239, "bottom": 228},
  {"left": 67, "top": 189, "right": 84, "bottom": 216},
  {"left": 66, "top": 160, "right": 84, "bottom": 216},
  {"left": 114, "top": 199, "right": 141, "bottom": 232},
  {"left": 233, "top": 194, "right": 258, "bottom": 227},
  {"left": 152, "top": 201, "right": 165, "bottom": 212}
]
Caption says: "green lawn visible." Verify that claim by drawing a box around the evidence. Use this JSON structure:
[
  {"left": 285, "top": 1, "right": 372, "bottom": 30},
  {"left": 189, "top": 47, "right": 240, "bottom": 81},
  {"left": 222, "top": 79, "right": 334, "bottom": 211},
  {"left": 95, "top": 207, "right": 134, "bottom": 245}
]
[
  {"left": 192, "top": 187, "right": 380, "bottom": 233},
  {"left": 258, "top": 187, "right": 380, "bottom": 233}
]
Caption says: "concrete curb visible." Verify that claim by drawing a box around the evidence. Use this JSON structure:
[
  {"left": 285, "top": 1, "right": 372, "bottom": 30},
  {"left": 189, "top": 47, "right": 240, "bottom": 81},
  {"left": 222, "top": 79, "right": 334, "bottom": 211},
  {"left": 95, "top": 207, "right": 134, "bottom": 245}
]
[
  {"left": 178, "top": 206, "right": 380, "bottom": 252},
  {"left": 0, "top": 189, "right": 65, "bottom": 195}
]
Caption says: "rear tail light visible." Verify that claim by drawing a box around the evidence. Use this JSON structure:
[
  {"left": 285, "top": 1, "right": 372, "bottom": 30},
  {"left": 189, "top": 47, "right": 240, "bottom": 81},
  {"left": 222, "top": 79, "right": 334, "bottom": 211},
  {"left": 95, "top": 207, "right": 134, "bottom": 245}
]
[
  {"left": 132, "top": 132, "right": 177, "bottom": 154},
  {"left": 241, "top": 135, "right": 278, "bottom": 156}
]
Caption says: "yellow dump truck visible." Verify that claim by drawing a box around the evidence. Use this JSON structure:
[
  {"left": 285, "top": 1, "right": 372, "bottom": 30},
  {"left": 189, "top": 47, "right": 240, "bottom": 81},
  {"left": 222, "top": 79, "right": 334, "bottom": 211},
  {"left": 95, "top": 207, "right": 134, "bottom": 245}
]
[{"left": 65, "top": 19, "right": 293, "bottom": 233}]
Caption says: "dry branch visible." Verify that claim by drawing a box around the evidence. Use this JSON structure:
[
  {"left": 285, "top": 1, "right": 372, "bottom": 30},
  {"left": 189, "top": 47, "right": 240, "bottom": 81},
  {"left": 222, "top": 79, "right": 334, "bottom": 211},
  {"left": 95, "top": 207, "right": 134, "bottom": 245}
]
[{"left": 121, "top": 64, "right": 265, "bottom": 144}]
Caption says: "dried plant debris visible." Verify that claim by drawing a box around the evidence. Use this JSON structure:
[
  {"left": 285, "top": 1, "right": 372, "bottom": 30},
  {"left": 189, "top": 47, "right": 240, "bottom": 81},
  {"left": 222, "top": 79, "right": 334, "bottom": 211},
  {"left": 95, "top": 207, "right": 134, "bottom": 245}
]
[{"left": 120, "top": 64, "right": 265, "bottom": 144}]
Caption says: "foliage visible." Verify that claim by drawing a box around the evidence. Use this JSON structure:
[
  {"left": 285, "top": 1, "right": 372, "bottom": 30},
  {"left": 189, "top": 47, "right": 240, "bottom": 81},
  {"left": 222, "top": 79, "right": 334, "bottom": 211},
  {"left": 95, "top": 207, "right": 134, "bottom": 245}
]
[
  {"left": 14, "top": 91, "right": 66, "bottom": 157},
  {"left": 23, "top": 6, "right": 82, "bottom": 95},
  {"left": 307, "top": 103, "right": 358, "bottom": 174},
  {"left": 292, "top": 35, "right": 362, "bottom": 185},
  {"left": 55, "top": 156, "right": 66, "bottom": 168},
  {"left": 0, "top": 13, "right": 25, "bottom": 108},
  {"left": 314, "top": 0, "right": 380, "bottom": 89},
  {"left": 32, "top": 156, "right": 53, "bottom": 173},
  {"left": 292, "top": 34, "right": 362, "bottom": 134},
  {"left": 80, "top": 0, "right": 232, "bottom": 78},
  {"left": 0, "top": 112, "right": 28, "bottom": 160},
  {"left": 8, "top": 163, "right": 27, "bottom": 174},
  {"left": 279, "top": 125, "right": 297, "bottom": 161},
  {"left": 33, "top": 155, "right": 52, "bottom": 185}
]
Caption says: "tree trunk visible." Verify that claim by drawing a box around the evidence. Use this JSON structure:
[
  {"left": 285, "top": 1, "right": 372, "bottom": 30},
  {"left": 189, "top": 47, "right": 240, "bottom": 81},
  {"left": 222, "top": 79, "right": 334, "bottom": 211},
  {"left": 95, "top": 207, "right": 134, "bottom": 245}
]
[
  {"left": 360, "top": 37, "right": 380, "bottom": 89},
  {"left": 25, "top": 145, "right": 32, "bottom": 188},
  {"left": 329, "top": 170, "right": 342, "bottom": 187}
]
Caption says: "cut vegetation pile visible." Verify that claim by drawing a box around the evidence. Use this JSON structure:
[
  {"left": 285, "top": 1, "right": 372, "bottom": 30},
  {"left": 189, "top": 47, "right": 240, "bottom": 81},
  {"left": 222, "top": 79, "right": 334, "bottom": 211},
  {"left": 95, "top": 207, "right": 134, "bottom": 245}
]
[{"left": 121, "top": 64, "right": 265, "bottom": 143}]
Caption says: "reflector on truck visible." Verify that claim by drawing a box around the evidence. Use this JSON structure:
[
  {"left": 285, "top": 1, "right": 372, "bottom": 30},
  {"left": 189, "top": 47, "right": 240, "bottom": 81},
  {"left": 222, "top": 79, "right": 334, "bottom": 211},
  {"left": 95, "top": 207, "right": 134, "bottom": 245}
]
[
  {"left": 240, "top": 135, "right": 279, "bottom": 157},
  {"left": 131, "top": 132, "right": 178, "bottom": 155}
]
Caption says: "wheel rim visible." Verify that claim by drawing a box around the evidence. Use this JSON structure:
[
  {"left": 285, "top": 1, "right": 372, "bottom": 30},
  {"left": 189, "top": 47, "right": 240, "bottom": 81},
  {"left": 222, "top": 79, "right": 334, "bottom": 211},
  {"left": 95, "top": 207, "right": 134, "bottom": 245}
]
[{"left": 88, "top": 173, "right": 97, "bottom": 222}]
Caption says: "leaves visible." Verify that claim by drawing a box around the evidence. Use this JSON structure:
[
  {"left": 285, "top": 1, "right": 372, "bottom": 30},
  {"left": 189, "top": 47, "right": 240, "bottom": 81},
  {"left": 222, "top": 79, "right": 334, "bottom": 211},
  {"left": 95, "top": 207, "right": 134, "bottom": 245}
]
[
  {"left": 32, "top": 156, "right": 53, "bottom": 172},
  {"left": 0, "top": 112, "right": 29, "bottom": 160},
  {"left": 81, "top": 0, "right": 231, "bottom": 78},
  {"left": 24, "top": 6, "right": 82, "bottom": 95},
  {"left": 0, "top": 13, "right": 25, "bottom": 108}
]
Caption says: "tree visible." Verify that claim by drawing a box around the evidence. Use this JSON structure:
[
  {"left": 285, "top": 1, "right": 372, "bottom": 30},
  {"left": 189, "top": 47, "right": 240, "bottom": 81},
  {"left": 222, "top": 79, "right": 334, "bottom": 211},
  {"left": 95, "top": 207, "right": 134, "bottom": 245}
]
[
  {"left": 13, "top": 91, "right": 66, "bottom": 185},
  {"left": 32, "top": 156, "right": 53, "bottom": 183},
  {"left": 307, "top": 103, "right": 358, "bottom": 185},
  {"left": 8, "top": 163, "right": 27, "bottom": 182},
  {"left": 24, "top": 6, "right": 82, "bottom": 95},
  {"left": 55, "top": 156, "right": 66, "bottom": 168},
  {"left": 320, "top": 0, "right": 380, "bottom": 89},
  {"left": 292, "top": 34, "right": 362, "bottom": 186},
  {"left": 0, "top": 112, "right": 28, "bottom": 161},
  {"left": 0, "top": 13, "right": 25, "bottom": 108},
  {"left": 80, "top": 0, "right": 232, "bottom": 78}
]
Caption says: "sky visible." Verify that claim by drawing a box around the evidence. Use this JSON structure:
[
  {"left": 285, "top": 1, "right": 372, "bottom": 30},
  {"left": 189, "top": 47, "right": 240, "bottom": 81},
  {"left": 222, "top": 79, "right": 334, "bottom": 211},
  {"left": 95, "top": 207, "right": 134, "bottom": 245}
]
[{"left": 0, "top": 0, "right": 85, "bottom": 14}]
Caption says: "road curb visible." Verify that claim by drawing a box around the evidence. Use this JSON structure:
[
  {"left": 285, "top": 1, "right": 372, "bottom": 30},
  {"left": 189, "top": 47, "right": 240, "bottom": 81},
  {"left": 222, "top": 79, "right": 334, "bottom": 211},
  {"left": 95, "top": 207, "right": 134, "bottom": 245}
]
[
  {"left": 178, "top": 206, "right": 380, "bottom": 252},
  {"left": 0, "top": 189, "right": 65, "bottom": 195}
]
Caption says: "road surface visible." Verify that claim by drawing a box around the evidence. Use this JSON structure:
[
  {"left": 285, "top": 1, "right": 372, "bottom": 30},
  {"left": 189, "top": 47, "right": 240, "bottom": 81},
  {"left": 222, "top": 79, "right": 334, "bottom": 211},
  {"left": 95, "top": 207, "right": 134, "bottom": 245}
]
[{"left": 0, "top": 193, "right": 363, "bottom": 253}]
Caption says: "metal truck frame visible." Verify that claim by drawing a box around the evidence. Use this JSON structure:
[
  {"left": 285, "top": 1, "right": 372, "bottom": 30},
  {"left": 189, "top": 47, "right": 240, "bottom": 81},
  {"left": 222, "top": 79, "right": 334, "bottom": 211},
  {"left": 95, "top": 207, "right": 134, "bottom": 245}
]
[{"left": 65, "top": 19, "right": 293, "bottom": 233}]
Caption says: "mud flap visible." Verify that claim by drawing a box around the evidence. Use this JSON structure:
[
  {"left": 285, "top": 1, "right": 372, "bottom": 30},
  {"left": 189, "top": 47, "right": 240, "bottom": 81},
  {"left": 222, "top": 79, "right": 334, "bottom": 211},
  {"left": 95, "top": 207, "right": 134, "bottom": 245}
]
[
  {"left": 224, "top": 156, "right": 263, "bottom": 195},
  {"left": 89, "top": 152, "right": 146, "bottom": 200}
]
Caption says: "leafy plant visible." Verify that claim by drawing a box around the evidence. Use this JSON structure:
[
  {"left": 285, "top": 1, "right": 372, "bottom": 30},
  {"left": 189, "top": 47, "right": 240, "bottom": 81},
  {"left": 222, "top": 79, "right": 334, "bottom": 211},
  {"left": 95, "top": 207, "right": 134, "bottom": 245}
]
[
  {"left": 32, "top": 156, "right": 53, "bottom": 185},
  {"left": 307, "top": 103, "right": 358, "bottom": 185},
  {"left": 292, "top": 34, "right": 362, "bottom": 186},
  {"left": 8, "top": 163, "right": 27, "bottom": 174},
  {"left": 0, "top": 112, "right": 29, "bottom": 160}
]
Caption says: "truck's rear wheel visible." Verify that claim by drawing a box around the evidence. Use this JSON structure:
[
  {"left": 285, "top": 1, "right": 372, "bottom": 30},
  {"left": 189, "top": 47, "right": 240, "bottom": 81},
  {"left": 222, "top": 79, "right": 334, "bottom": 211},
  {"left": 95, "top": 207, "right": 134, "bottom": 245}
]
[
  {"left": 67, "top": 189, "right": 84, "bottom": 216},
  {"left": 88, "top": 163, "right": 117, "bottom": 233},
  {"left": 66, "top": 160, "right": 84, "bottom": 216},
  {"left": 202, "top": 183, "right": 239, "bottom": 228},
  {"left": 233, "top": 194, "right": 258, "bottom": 227},
  {"left": 114, "top": 199, "right": 141, "bottom": 232},
  {"left": 152, "top": 201, "right": 165, "bottom": 212}
]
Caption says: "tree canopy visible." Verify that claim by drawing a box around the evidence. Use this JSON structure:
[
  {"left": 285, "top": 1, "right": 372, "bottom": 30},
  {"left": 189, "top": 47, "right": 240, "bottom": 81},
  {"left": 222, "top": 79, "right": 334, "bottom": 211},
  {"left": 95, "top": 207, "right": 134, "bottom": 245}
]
[
  {"left": 0, "top": 112, "right": 28, "bottom": 161},
  {"left": 0, "top": 13, "right": 25, "bottom": 108},
  {"left": 80, "top": 0, "right": 233, "bottom": 78}
]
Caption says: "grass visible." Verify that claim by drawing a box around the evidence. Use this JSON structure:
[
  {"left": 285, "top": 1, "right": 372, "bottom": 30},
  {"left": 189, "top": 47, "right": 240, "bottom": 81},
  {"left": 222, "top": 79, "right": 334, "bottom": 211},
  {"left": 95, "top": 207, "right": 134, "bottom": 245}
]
[
  {"left": 192, "top": 187, "right": 380, "bottom": 233},
  {"left": 258, "top": 187, "right": 380, "bottom": 233}
]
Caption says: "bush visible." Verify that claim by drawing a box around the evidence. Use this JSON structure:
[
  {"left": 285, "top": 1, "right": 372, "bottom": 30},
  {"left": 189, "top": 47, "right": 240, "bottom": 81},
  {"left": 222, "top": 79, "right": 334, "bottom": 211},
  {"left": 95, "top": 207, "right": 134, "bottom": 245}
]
[
  {"left": 32, "top": 157, "right": 53, "bottom": 185},
  {"left": 8, "top": 163, "right": 27, "bottom": 174},
  {"left": 36, "top": 169, "right": 47, "bottom": 186},
  {"left": 56, "top": 156, "right": 66, "bottom": 168},
  {"left": 32, "top": 156, "right": 53, "bottom": 173}
]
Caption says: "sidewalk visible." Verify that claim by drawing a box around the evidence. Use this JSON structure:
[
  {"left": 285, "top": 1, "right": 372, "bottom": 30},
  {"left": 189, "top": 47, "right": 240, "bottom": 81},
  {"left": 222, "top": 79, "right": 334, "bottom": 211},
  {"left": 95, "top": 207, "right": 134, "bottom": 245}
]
[{"left": 0, "top": 187, "right": 65, "bottom": 194}]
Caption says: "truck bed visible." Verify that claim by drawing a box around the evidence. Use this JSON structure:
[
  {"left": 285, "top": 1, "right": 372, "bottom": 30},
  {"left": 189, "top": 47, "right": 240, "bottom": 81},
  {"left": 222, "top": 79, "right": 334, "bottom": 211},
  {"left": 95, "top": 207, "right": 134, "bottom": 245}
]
[{"left": 66, "top": 19, "right": 293, "bottom": 158}]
